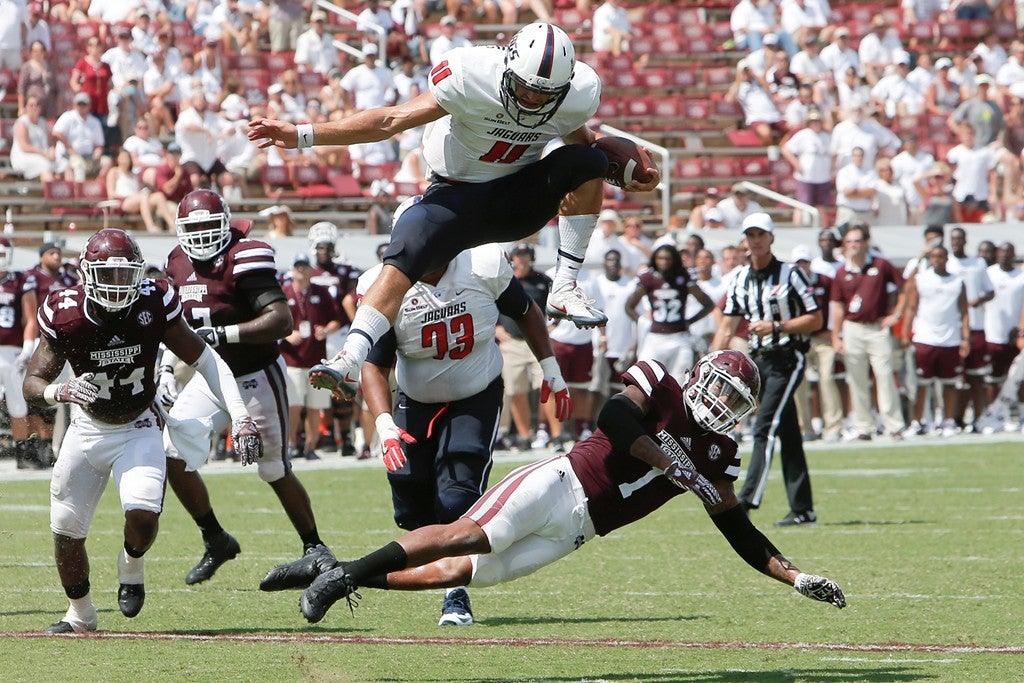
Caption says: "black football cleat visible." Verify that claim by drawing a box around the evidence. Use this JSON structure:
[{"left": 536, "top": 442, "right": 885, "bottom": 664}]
[
  {"left": 259, "top": 544, "right": 339, "bottom": 591},
  {"left": 185, "top": 531, "right": 241, "bottom": 585},
  {"left": 118, "top": 583, "right": 145, "bottom": 618},
  {"left": 44, "top": 621, "right": 75, "bottom": 634},
  {"left": 300, "top": 566, "right": 360, "bottom": 623}
]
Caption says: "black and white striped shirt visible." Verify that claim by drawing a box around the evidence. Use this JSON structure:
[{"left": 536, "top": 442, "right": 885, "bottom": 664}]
[{"left": 723, "top": 256, "right": 818, "bottom": 352}]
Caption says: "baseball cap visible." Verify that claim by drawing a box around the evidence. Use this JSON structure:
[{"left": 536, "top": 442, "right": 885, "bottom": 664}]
[
  {"left": 310, "top": 9, "right": 327, "bottom": 22},
  {"left": 706, "top": 186, "right": 720, "bottom": 197},
  {"left": 73, "top": 92, "right": 91, "bottom": 105},
  {"left": 598, "top": 208, "right": 622, "bottom": 226},
  {"left": 742, "top": 212, "right": 774, "bottom": 233},
  {"left": 440, "top": 15, "right": 457, "bottom": 26},
  {"left": 704, "top": 207, "right": 725, "bottom": 223},
  {"left": 894, "top": 51, "right": 911, "bottom": 66},
  {"left": 763, "top": 33, "right": 779, "bottom": 46},
  {"left": 791, "top": 244, "right": 814, "bottom": 263},
  {"left": 511, "top": 242, "right": 535, "bottom": 258},
  {"left": 293, "top": 253, "right": 312, "bottom": 267},
  {"left": 732, "top": 182, "right": 748, "bottom": 194},
  {"left": 977, "top": 73, "right": 995, "bottom": 86},
  {"left": 268, "top": 83, "right": 284, "bottom": 95},
  {"left": 935, "top": 57, "right": 953, "bottom": 70},
  {"left": 362, "top": 43, "right": 378, "bottom": 56},
  {"left": 39, "top": 241, "right": 61, "bottom": 256},
  {"left": 834, "top": 27, "right": 850, "bottom": 37},
  {"left": 116, "top": 24, "right": 132, "bottom": 38},
  {"left": 259, "top": 204, "right": 291, "bottom": 217}
]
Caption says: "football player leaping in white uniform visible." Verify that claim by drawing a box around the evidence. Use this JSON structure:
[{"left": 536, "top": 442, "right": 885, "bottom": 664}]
[{"left": 249, "top": 22, "right": 660, "bottom": 401}]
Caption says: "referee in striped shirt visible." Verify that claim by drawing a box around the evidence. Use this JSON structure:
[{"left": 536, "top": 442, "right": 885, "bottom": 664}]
[{"left": 712, "top": 213, "right": 823, "bottom": 527}]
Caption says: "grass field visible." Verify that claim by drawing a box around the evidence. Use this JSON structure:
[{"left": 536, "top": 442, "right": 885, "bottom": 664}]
[{"left": 1, "top": 438, "right": 1023, "bottom": 682}]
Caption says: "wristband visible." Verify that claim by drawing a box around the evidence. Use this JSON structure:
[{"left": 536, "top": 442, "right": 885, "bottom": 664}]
[
  {"left": 296, "top": 123, "right": 315, "bottom": 149},
  {"left": 43, "top": 384, "right": 60, "bottom": 405},
  {"left": 224, "top": 324, "right": 241, "bottom": 344}
]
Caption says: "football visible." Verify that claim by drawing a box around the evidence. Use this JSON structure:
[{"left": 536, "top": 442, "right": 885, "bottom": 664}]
[{"left": 592, "top": 136, "right": 656, "bottom": 188}]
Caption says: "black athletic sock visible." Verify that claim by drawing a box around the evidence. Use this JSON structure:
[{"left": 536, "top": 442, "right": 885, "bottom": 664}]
[
  {"left": 362, "top": 573, "right": 389, "bottom": 590},
  {"left": 64, "top": 580, "right": 90, "bottom": 600},
  {"left": 301, "top": 527, "right": 324, "bottom": 551},
  {"left": 195, "top": 510, "right": 224, "bottom": 541},
  {"left": 344, "top": 541, "right": 408, "bottom": 584},
  {"left": 124, "top": 541, "right": 145, "bottom": 558}
]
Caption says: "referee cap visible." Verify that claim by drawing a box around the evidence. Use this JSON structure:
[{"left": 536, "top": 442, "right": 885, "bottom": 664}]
[{"left": 742, "top": 212, "right": 774, "bottom": 233}]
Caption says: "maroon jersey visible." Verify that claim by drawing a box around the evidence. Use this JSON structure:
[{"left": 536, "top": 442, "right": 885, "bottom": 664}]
[
  {"left": 310, "top": 261, "right": 359, "bottom": 327},
  {"left": 0, "top": 271, "right": 36, "bottom": 347},
  {"left": 165, "top": 230, "right": 281, "bottom": 376},
  {"left": 30, "top": 264, "right": 79, "bottom": 300},
  {"left": 37, "top": 279, "right": 182, "bottom": 424},
  {"left": 280, "top": 281, "right": 341, "bottom": 368},
  {"left": 831, "top": 256, "right": 903, "bottom": 324},
  {"left": 638, "top": 267, "right": 691, "bottom": 334},
  {"left": 567, "top": 359, "right": 740, "bottom": 536}
]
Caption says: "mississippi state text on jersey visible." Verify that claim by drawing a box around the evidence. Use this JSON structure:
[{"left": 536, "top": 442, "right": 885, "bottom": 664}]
[
  {"left": 423, "top": 46, "right": 601, "bottom": 183},
  {"left": 360, "top": 244, "right": 514, "bottom": 404},
  {"left": 36, "top": 280, "right": 182, "bottom": 424},
  {"left": 638, "top": 267, "right": 692, "bottom": 334},
  {"left": 567, "top": 359, "right": 740, "bottom": 536},
  {"left": 165, "top": 229, "right": 281, "bottom": 375},
  {"left": 0, "top": 271, "right": 36, "bottom": 347}
]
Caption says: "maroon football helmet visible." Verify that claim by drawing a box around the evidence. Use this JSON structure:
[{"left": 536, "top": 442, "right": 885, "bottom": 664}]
[
  {"left": 80, "top": 228, "right": 146, "bottom": 311},
  {"left": 0, "top": 236, "right": 12, "bottom": 271},
  {"left": 683, "top": 350, "right": 760, "bottom": 434},
  {"left": 175, "top": 189, "right": 231, "bottom": 260}
]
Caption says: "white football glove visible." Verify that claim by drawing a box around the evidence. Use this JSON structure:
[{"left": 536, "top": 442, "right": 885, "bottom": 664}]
[
  {"left": 231, "top": 417, "right": 263, "bottom": 466},
  {"left": 663, "top": 462, "right": 722, "bottom": 506},
  {"left": 539, "top": 356, "right": 572, "bottom": 421},
  {"left": 156, "top": 365, "right": 178, "bottom": 409},
  {"left": 52, "top": 372, "right": 100, "bottom": 406},
  {"left": 375, "top": 413, "right": 416, "bottom": 472},
  {"left": 794, "top": 572, "right": 847, "bottom": 609}
]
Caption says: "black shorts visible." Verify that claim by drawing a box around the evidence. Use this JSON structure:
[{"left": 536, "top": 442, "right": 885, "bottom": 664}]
[
  {"left": 388, "top": 375, "right": 504, "bottom": 531},
  {"left": 181, "top": 159, "right": 229, "bottom": 178},
  {"left": 383, "top": 144, "right": 607, "bottom": 282}
]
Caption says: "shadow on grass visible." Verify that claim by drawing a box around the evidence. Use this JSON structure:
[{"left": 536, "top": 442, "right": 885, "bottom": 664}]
[
  {"left": 824, "top": 520, "right": 930, "bottom": 527},
  {"left": 483, "top": 614, "right": 707, "bottom": 627},
  {"left": 407, "top": 666, "right": 932, "bottom": 682}
]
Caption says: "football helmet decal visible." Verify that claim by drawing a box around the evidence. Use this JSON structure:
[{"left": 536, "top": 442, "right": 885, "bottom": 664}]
[
  {"left": 500, "top": 22, "right": 575, "bottom": 128},
  {"left": 0, "top": 236, "right": 13, "bottom": 271},
  {"left": 683, "top": 350, "right": 760, "bottom": 434},
  {"left": 176, "top": 189, "right": 232, "bottom": 261},
  {"left": 80, "top": 228, "right": 145, "bottom": 312}
]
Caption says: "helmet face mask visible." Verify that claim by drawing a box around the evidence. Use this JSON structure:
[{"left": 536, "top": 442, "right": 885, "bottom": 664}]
[
  {"left": 80, "top": 229, "right": 145, "bottom": 312},
  {"left": 175, "top": 189, "right": 231, "bottom": 261},
  {"left": 500, "top": 23, "right": 575, "bottom": 128},
  {"left": 0, "top": 237, "right": 12, "bottom": 271},
  {"left": 683, "top": 351, "right": 760, "bottom": 434}
]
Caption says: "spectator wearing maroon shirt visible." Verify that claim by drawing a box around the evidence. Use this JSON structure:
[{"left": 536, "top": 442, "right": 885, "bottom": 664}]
[
  {"left": 280, "top": 254, "right": 342, "bottom": 460},
  {"left": 830, "top": 225, "right": 907, "bottom": 440},
  {"left": 70, "top": 36, "right": 115, "bottom": 148},
  {"left": 151, "top": 142, "right": 193, "bottom": 203}
]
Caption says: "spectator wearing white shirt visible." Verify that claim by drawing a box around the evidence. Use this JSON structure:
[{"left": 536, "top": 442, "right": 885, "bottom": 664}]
[
  {"left": 819, "top": 26, "right": 859, "bottom": 80},
  {"left": 131, "top": 9, "right": 159, "bottom": 56},
  {"left": 266, "top": 82, "right": 302, "bottom": 122},
  {"left": 143, "top": 48, "right": 180, "bottom": 110},
  {"left": 830, "top": 102, "right": 901, "bottom": 170},
  {"left": 746, "top": 33, "right": 782, "bottom": 76},
  {"left": 872, "top": 158, "right": 908, "bottom": 226},
  {"left": 429, "top": 15, "right": 472, "bottom": 67},
  {"left": 779, "top": 0, "right": 828, "bottom": 53},
  {"left": 982, "top": 243, "right": 1024, "bottom": 403},
  {"left": 294, "top": 10, "right": 339, "bottom": 76},
  {"left": 684, "top": 188, "right": 724, "bottom": 231},
  {"left": 871, "top": 51, "right": 926, "bottom": 119},
  {"left": 835, "top": 146, "right": 878, "bottom": 225},
  {"left": 972, "top": 34, "right": 1007, "bottom": 76},
  {"left": 858, "top": 14, "right": 905, "bottom": 85},
  {"left": 51, "top": 93, "right": 108, "bottom": 181},
  {"left": 726, "top": 59, "right": 785, "bottom": 145},
  {"left": 783, "top": 82, "right": 821, "bottom": 128},
  {"left": 584, "top": 209, "right": 631, "bottom": 273},
  {"left": 836, "top": 65, "right": 871, "bottom": 109},
  {"left": 88, "top": 0, "right": 143, "bottom": 24},
  {"left": 890, "top": 134, "right": 935, "bottom": 224},
  {"left": 592, "top": 0, "right": 632, "bottom": 56},
  {"left": 782, "top": 109, "right": 832, "bottom": 224},
  {"left": 729, "top": 0, "right": 776, "bottom": 51},
  {"left": 995, "top": 42, "right": 1024, "bottom": 98},
  {"left": 341, "top": 43, "right": 397, "bottom": 112},
  {"left": 121, "top": 117, "right": 164, "bottom": 177},
  {"left": 717, "top": 183, "right": 764, "bottom": 231},
  {"left": 946, "top": 124, "right": 998, "bottom": 219},
  {"left": 790, "top": 34, "right": 829, "bottom": 84},
  {"left": 174, "top": 92, "right": 234, "bottom": 191},
  {"left": 103, "top": 25, "right": 148, "bottom": 92},
  {"left": 357, "top": 0, "right": 395, "bottom": 35}
]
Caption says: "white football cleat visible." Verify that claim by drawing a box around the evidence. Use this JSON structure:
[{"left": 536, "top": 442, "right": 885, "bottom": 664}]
[
  {"left": 309, "top": 351, "right": 361, "bottom": 400},
  {"left": 546, "top": 282, "right": 608, "bottom": 328}
]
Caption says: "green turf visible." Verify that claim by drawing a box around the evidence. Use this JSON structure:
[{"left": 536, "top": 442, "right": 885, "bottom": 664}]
[{"left": 1, "top": 441, "right": 1022, "bottom": 682}]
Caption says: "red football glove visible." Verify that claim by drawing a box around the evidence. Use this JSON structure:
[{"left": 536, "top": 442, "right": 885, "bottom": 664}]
[
  {"left": 539, "top": 356, "right": 572, "bottom": 421},
  {"left": 375, "top": 413, "right": 416, "bottom": 472}
]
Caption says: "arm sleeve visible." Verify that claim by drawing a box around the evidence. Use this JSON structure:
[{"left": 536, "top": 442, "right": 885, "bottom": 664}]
[
  {"left": 496, "top": 276, "right": 533, "bottom": 319},
  {"left": 191, "top": 345, "right": 248, "bottom": 422},
  {"left": 596, "top": 394, "right": 649, "bottom": 453},
  {"left": 365, "top": 328, "right": 398, "bottom": 368},
  {"left": 237, "top": 271, "right": 288, "bottom": 311},
  {"left": 711, "top": 505, "right": 781, "bottom": 573}
]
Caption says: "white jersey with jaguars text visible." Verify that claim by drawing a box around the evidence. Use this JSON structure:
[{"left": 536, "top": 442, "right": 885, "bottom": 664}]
[
  {"left": 358, "top": 244, "right": 513, "bottom": 403},
  {"left": 424, "top": 45, "right": 601, "bottom": 183}
]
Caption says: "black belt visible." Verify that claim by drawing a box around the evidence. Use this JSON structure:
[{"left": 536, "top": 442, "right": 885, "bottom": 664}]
[{"left": 751, "top": 345, "right": 796, "bottom": 359}]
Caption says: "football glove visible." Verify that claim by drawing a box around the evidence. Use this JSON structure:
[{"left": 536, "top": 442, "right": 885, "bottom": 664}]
[
  {"left": 196, "top": 326, "right": 228, "bottom": 348},
  {"left": 663, "top": 462, "right": 722, "bottom": 506},
  {"left": 794, "top": 572, "right": 847, "bottom": 609},
  {"left": 231, "top": 417, "right": 263, "bottom": 466},
  {"left": 53, "top": 372, "right": 100, "bottom": 406},
  {"left": 539, "top": 356, "right": 572, "bottom": 421},
  {"left": 15, "top": 350, "right": 32, "bottom": 373},
  {"left": 156, "top": 365, "right": 178, "bottom": 409},
  {"left": 375, "top": 413, "right": 416, "bottom": 472}
]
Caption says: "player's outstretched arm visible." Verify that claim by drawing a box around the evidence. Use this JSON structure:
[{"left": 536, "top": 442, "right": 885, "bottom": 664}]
[
  {"left": 708, "top": 484, "right": 846, "bottom": 609},
  {"left": 249, "top": 92, "right": 447, "bottom": 149}
]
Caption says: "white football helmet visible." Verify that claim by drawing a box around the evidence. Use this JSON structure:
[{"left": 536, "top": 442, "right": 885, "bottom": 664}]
[
  {"left": 308, "top": 221, "right": 339, "bottom": 248},
  {"left": 683, "top": 350, "right": 760, "bottom": 434},
  {"left": 501, "top": 22, "right": 575, "bottom": 128},
  {"left": 79, "top": 228, "right": 146, "bottom": 312},
  {"left": 175, "top": 189, "right": 232, "bottom": 261},
  {"left": 0, "top": 236, "right": 12, "bottom": 271}
]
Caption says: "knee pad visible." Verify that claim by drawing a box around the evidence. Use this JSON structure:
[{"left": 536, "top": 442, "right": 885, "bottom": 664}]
[{"left": 258, "top": 459, "right": 286, "bottom": 483}]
